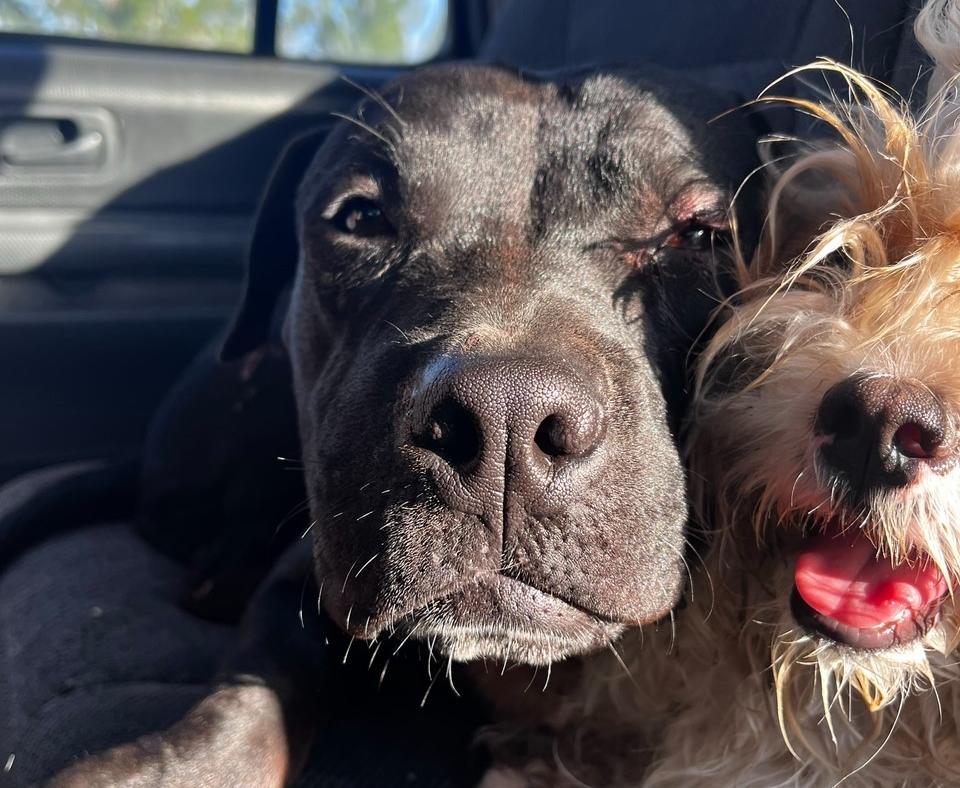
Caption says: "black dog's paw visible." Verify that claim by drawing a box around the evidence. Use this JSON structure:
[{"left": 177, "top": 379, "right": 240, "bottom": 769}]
[{"left": 43, "top": 684, "right": 290, "bottom": 788}]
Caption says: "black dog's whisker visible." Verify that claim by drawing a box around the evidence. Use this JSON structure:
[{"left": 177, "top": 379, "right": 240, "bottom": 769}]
[
  {"left": 341, "top": 562, "right": 357, "bottom": 594},
  {"left": 355, "top": 554, "right": 379, "bottom": 578},
  {"left": 425, "top": 632, "right": 440, "bottom": 681},
  {"left": 379, "top": 657, "right": 392, "bottom": 688},
  {"left": 382, "top": 319, "right": 411, "bottom": 342},
  {"left": 329, "top": 111, "right": 395, "bottom": 151},
  {"left": 606, "top": 641, "right": 642, "bottom": 694},
  {"left": 276, "top": 455, "right": 324, "bottom": 467},
  {"left": 659, "top": 538, "right": 696, "bottom": 605},
  {"left": 523, "top": 666, "right": 540, "bottom": 694},
  {"left": 342, "top": 635, "right": 356, "bottom": 665},
  {"left": 298, "top": 569, "right": 311, "bottom": 629},
  {"left": 392, "top": 619, "right": 423, "bottom": 657},
  {"left": 542, "top": 661, "right": 553, "bottom": 693},
  {"left": 682, "top": 537, "right": 716, "bottom": 620},
  {"left": 367, "top": 640, "right": 382, "bottom": 670},
  {"left": 274, "top": 499, "right": 310, "bottom": 536},
  {"left": 338, "top": 74, "right": 406, "bottom": 130},
  {"left": 420, "top": 664, "right": 443, "bottom": 708},
  {"left": 446, "top": 656, "right": 460, "bottom": 697}
]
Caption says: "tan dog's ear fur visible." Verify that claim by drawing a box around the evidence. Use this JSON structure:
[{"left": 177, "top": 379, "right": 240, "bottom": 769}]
[
  {"left": 749, "top": 139, "right": 863, "bottom": 283},
  {"left": 739, "top": 2, "right": 960, "bottom": 292},
  {"left": 916, "top": 0, "right": 960, "bottom": 99},
  {"left": 916, "top": 0, "right": 960, "bottom": 175}
]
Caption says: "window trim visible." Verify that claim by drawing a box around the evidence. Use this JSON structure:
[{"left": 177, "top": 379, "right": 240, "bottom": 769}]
[
  {"left": 253, "top": 0, "right": 278, "bottom": 56},
  {"left": 0, "top": 30, "right": 256, "bottom": 59}
]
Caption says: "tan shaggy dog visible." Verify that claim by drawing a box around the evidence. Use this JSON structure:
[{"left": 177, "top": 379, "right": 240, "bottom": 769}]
[{"left": 483, "top": 2, "right": 960, "bottom": 785}]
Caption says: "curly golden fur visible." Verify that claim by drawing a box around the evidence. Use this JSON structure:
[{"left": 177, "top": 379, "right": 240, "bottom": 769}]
[{"left": 483, "top": 2, "right": 960, "bottom": 785}]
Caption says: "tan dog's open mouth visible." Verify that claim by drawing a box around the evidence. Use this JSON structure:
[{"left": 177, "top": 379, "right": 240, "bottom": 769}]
[{"left": 790, "top": 528, "right": 948, "bottom": 650}]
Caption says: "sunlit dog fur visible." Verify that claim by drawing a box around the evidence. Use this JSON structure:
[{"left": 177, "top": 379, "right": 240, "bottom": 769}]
[{"left": 483, "top": 3, "right": 960, "bottom": 786}]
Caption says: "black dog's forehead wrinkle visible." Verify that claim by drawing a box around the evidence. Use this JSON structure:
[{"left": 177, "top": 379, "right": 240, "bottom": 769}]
[
  {"left": 299, "top": 64, "right": 540, "bottom": 187},
  {"left": 397, "top": 83, "right": 706, "bottom": 241},
  {"left": 300, "top": 64, "right": 749, "bottom": 246},
  {"left": 396, "top": 106, "right": 541, "bottom": 236},
  {"left": 391, "top": 246, "right": 641, "bottom": 354}
]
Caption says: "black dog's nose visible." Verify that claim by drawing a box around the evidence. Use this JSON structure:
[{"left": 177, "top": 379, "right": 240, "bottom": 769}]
[
  {"left": 411, "top": 355, "right": 606, "bottom": 510},
  {"left": 816, "top": 375, "right": 953, "bottom": 487}
]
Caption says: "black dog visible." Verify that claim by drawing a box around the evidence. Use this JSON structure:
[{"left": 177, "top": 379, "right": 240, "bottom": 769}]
[{"left": 48, "top": 64, "right": 760, "bottom": 786}]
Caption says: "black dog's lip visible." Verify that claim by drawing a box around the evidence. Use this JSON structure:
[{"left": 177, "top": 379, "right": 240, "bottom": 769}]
[
  {"left": 384, "top": 572, "right": 625, "bottom": 651},
  {"left": 434, "top": 571, "right": 623, "bottom": 622},
  {"left": 789, "top": 587, "right": 943, "bottom": 651}
]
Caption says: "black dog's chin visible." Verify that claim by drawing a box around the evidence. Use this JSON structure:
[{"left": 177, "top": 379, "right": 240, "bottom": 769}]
[{"left": 393, "top": 574, "right": 625, "bottom": 665}]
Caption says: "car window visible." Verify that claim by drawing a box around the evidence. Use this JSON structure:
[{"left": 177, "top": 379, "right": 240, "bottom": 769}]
[
  {"left": 277, "top": 0, "right": 448, "bottom": 64},
  {"left": 0, "top": 0, "right": 255, "bottom": 52},
  {"left": 0, "top": 0, "right": 450, "bottom": 63}
]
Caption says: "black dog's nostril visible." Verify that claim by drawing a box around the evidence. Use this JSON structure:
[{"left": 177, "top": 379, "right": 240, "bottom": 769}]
[
  {"left": 414, "top": 400, "right": 482, "bottom": 469},
  {"left": 534, "top": 414, "right": 567, "bottom": 457},
  {"left": 534, "top": 412, "right": 601, "bottom": 459}
]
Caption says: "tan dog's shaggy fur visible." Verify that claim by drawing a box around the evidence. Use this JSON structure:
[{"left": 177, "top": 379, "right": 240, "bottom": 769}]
[{"left": 483, "top": 2, "right": 960, "bottom": 785}]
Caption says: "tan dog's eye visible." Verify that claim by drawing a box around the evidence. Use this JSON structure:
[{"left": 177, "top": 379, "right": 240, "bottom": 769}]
[{"left": 330, "top": 196, "right": 394, "bottom": 238}]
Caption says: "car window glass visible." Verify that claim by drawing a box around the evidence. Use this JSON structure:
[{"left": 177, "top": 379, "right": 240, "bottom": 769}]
[
  {"left": 277, "top": 0, "right": 448, "bottom": 64},
  {"left": 0, "top": 0, "right": 449, "bottom": 63},
  {"left": 0, "top": 0, "right": 254, "bottom": 52}
]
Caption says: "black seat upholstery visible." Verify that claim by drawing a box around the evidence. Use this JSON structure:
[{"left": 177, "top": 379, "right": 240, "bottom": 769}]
[{"left": 483, "top": 0, "right": 924, "bottom": 102}]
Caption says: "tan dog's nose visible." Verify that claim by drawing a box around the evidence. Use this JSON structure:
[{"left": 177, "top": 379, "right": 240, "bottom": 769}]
[
  {"left": 410, "top": 355, "right": 606, "bottom": 513},
  {"left": 816, "top": 375, "right": 954, "bottom": 487}
]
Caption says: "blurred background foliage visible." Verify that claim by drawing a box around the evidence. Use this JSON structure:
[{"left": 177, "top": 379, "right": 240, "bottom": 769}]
[{"left": 0, "top": 0, "right": 447, "bottom": 62}]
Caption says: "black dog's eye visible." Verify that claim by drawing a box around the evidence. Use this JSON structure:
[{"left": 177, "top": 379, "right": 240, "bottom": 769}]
[
  {"left": 664, "top": 221, "right": 729, "bottom": 252},
  {"left": 330, "top": 197, "right": 394, "bottom": 238}
]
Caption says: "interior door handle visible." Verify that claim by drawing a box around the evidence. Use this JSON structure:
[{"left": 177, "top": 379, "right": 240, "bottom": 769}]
[{"left": 0, "top": 119, "right": 105, "bottom": 168}]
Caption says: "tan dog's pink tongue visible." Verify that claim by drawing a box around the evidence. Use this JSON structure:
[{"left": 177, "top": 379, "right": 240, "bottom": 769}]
[{"left": 795, "top": 532, "right": 946, "bottom": 629}]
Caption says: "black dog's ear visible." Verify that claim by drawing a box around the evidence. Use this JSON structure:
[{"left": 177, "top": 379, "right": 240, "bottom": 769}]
[{"left": 220, "top": 127, "right": 328, "bottom": 362}]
